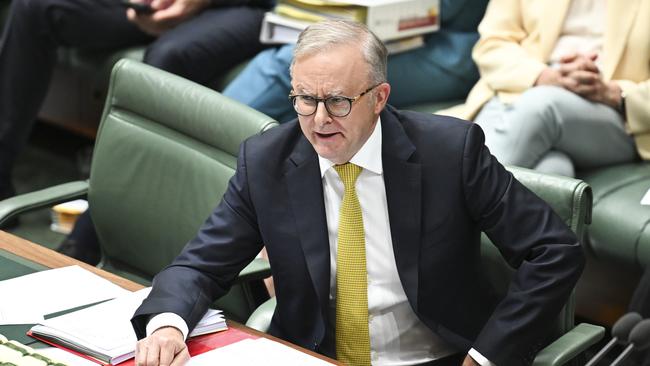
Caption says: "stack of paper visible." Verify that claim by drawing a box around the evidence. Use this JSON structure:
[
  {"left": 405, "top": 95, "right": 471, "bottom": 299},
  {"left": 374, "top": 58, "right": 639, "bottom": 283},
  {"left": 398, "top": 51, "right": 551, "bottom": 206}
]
[
  {"left": 0, "top": 265, "right": 129, "bottom": 325},
  {"left": 187, "top": 338, "right": 335, "bottom": 365},
  {"left": 29, "top": 288, "right": 227, "bottom": 365},
  {"left": 275, "top": 0, "right": 366, "bottom": 23},
  {"left": 191, "top": 309, "right": 227, "bottom": 337},
  {"left": 260, "top": 0, "right": 440, "bottom": 52}
]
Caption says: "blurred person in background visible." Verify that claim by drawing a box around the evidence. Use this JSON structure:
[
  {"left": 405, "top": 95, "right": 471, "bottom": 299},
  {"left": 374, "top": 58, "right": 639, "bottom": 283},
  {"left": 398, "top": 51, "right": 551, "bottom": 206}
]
[
  {"left": 0, "top": 0, "right": 273, "bottom": 203},
  {"left": 222, "top": 0, "right": 489, "bottom": 123},
  {"left": 443, "top": 0, "right": 649, "bottom": 177}
]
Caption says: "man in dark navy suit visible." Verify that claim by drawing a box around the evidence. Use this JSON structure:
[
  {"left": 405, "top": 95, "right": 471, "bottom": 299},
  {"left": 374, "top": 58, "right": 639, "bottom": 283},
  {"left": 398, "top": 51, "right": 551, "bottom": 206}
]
[{"left": 131, "top": 20, "right": 584, "bottom": 366}]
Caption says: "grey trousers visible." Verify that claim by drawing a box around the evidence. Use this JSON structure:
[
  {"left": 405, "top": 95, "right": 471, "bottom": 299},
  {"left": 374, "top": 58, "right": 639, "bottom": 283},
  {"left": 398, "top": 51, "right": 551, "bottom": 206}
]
[{"left": 474, "top": 86, "right": 638, "bottom": 177}]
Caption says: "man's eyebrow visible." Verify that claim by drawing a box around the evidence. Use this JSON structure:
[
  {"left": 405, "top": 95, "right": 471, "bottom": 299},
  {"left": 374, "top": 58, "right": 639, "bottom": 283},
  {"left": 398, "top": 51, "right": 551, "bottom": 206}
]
[
  {"left": 294, "top": 86, "right": 312, "bottom": 95},
  {"left": 293, "top": 85, "right": 345, "bottom": 97},
  {"left": 326, "top": 88, "right": 345, "bottom": 97}
]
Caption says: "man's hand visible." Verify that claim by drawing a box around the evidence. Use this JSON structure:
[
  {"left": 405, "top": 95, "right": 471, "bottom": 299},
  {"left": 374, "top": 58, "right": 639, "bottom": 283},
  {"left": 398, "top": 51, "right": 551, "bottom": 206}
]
[
  {"left": 462, "top": 355, "right": 480, "bottom": 366},
  {"left": 558, "top": 52, "right": 599, "bottom": 76},
  {"left": 535, "top": 52, "right": 621, "bottom": 108},
  {"left": 127, "top": 0, "right": 211, "bottom": 36},
  {"left": 559, "top": 53, "right": 621, "bottom": 107},
  {"left": 135, "top": 326, "right": 189, "bottom": 366},
  {"left": 564, "top": 73, "right": 622, "bottom": 107},
  {"left": 535, "top": 52, "right": 599, "bottom": 88}
]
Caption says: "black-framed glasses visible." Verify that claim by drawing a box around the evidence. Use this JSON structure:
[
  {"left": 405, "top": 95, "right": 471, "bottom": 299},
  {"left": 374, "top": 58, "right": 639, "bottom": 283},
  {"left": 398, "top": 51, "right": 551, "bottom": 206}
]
[{"left": 288, "top": 83, "right": 382, "bottom": 117}]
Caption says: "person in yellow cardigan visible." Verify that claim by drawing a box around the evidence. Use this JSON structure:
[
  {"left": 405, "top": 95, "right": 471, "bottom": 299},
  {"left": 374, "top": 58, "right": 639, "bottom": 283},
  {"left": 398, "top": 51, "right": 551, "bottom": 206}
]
[{"left": 443, "top": 0, "right": 650, "bottom": 177}]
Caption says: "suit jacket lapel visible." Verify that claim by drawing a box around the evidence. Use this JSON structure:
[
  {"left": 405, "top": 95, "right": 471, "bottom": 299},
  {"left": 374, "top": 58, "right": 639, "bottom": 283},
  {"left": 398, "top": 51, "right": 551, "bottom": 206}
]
[
  {"left": 602, "top": 0, "right": 640, "bottom": 79},
  {"left": 381, "top": 108, "right": 422, "bottom": 311},
  {"left": 285, "top": 136, "right": 331, "bottom": 321}
]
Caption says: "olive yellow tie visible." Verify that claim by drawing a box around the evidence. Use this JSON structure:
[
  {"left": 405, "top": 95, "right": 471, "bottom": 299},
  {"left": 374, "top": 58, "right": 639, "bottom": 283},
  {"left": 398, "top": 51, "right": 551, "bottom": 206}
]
[{"left": 334, "top": 163, "right": 371, "bottom": 366}]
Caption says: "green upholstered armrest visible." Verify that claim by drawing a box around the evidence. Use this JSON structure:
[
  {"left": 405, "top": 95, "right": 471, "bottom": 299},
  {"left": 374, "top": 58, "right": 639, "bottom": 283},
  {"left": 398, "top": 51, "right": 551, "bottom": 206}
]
[
  {"left": 0, "top": 181, "right": 88, "bottom": 226},
  {"left": 236, "top": 257, "right": 272, "bottom": 283},
  {"left": 507, "top": 166, "right": 592, "bottom": 239},
  {"left": 245, "top": 297, "right": 276, "bottom": 332},
  {"left": 533, "top": 323, "right": 605, "bottom": 366}
]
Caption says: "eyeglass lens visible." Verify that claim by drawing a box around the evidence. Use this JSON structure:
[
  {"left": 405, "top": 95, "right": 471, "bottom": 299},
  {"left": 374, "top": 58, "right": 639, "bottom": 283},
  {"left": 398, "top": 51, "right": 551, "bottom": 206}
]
[{"left": 293, "top": 96, "right": 352, "bottom": 117}]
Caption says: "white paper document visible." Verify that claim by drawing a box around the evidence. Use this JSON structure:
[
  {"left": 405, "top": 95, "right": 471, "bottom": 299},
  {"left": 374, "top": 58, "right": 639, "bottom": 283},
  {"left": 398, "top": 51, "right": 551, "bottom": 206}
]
[
  {"left": 30, "top": 287, "right": 226, "bottom": 365},
  {"left": 38, "top": 288, "right": 151, "bottom": 351},
  {"left": 0, "top": 265, "right": 129, "bottom": 325},
  {"left": 187, "top": 338, "right": 335, "bottom": 365}
]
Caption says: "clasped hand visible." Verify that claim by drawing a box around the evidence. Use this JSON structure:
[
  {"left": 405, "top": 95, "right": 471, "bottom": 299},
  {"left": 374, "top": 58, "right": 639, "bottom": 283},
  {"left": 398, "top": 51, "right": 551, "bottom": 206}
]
[
  {"left": 135, "top": 327, "right": 190, "bottom": 366},
  {"left": 126, "top": 0, "right": 211, "bottom": 36},
  {"left": 536, "top": 52, "right": 622, "bottom": 108}
]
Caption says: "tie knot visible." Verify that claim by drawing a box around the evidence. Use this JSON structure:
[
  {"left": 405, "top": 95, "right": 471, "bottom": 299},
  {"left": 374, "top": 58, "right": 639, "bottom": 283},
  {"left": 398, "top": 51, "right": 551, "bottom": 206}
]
[{"left": 334, "top": 163, "right": 362, "bottom": 189}]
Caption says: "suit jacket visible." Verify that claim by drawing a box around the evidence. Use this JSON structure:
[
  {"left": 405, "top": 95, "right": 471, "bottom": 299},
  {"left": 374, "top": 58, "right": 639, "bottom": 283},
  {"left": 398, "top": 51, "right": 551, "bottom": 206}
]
[
  {"left": 442, "top": 0, "right": 650, "bottom": 160},
  {"left": 132, "top": 106, "right": 584, "bottom": 366}
]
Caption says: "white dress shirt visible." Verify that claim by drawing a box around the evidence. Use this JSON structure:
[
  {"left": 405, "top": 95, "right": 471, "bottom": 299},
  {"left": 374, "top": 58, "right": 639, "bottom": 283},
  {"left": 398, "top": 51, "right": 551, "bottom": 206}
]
[{"left": 148, "top": 117, "right": 495, "bottom": 365}]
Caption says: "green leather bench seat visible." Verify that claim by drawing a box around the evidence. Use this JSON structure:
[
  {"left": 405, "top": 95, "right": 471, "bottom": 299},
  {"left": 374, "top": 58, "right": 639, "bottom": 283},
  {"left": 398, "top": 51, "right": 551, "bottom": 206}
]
[
  {"left": 580, "top": 163, "right": 650, "bottom": 268},
  {"left": 0, "top": 1, "right": 245, "bottom": 136},
  {"left": 41, "top": 45, "right": 247, "bottom": 136},
  {"left": 39, "top": 47, "right": 145, "bottom": 135}
]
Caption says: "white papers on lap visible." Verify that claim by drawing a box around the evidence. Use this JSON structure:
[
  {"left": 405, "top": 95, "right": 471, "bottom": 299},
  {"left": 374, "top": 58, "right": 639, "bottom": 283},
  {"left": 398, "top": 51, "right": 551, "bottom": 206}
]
[
  {"left": 187, "top": 338, "right": 335, "bottom": 365},
  {"left": 0, "top": 265, "right": 129, "bottom": 325}
]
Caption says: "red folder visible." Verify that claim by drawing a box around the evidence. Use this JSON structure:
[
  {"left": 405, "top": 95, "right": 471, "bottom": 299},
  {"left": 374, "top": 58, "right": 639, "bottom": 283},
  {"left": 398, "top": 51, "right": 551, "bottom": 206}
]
[{"left": 27, "top": 327, "right": 259, "bottom": 366}]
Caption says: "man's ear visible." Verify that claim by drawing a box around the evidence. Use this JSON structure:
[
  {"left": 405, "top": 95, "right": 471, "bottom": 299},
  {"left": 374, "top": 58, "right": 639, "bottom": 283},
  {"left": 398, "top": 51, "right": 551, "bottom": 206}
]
[{"left": 374, "top": 82, "right": 391, "bottom": 114}]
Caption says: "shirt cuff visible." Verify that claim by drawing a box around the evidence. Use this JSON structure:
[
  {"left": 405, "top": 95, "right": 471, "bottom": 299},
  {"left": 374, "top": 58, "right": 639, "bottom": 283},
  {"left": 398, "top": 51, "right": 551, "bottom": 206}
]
[
  {"left": 468, "top": 348, "right": 496, "bottom": 366},
  {"left": 146, "top": 312, "right": 189, "bottom": 340}
]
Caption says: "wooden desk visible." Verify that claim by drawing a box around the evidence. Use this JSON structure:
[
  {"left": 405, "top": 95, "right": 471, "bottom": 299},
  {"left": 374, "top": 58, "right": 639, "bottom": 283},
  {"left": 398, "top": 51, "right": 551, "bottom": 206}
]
[
  {"left": 0, "top": 231, "right": 142, "bottom": 291},
  {"left": 0, "top": 231, "right": 340, "bottom": 365}
]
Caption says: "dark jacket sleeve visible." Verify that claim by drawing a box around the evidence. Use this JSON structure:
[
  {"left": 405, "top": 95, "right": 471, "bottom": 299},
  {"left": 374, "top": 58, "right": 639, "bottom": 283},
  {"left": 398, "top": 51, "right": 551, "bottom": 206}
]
[
  {"left": 132, "top": 140, "right": 264, "bottom": 339},
  {"left": 461, "top": 124, "right": 585, "bottom": 365}
]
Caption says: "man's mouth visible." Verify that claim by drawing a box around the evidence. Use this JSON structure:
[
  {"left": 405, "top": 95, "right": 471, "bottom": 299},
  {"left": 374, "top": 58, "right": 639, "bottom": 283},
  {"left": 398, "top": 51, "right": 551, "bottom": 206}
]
[{"left": 315, "top": 132, "right": 340, "bottom": 139}]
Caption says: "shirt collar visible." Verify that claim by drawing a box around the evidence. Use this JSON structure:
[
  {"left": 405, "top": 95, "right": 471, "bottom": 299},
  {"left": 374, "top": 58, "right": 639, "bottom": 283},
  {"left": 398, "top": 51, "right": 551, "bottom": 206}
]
[{"left": 318, "top": 116, "right": 383, "bottom": 177}]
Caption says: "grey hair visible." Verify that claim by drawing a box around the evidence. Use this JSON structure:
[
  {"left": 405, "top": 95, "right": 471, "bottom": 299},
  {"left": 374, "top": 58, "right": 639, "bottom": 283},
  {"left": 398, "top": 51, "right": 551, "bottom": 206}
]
[{"left": 290, "top": 20, "right": 388, "bottom": 85}]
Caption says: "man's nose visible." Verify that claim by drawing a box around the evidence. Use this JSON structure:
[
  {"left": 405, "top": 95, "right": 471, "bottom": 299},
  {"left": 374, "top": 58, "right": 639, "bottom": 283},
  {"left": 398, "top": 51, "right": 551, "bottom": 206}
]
[{"left": 314, "top": 101, "right": 331, "bottom": 126}]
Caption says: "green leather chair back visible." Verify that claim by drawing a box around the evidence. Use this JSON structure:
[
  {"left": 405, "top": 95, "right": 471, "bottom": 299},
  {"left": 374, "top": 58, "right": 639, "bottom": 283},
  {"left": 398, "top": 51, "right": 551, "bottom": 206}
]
[
  {"left": 481, "top": 167, "right": 592, "bottom": 348},
  {"left": 89, "top": 59, "right": 277, "bottom": 283}
]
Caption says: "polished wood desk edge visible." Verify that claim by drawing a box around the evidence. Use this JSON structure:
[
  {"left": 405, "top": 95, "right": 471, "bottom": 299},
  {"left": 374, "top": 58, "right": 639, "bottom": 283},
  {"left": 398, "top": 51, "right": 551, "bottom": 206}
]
[
  {"left": 0, "top": 231, "right": 143, "bottom": 291},
  {"left": 0, "top": 231, "right": 340, "bottom": 364}
]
